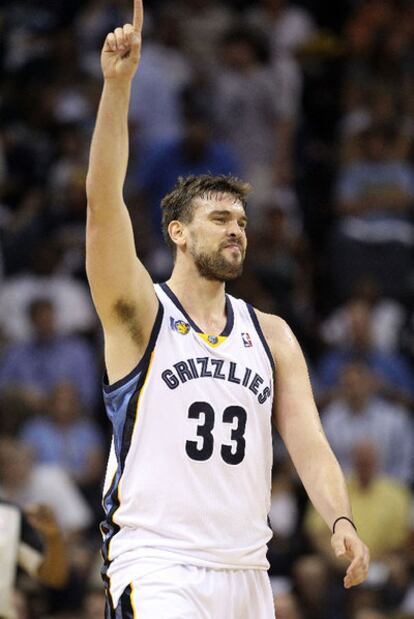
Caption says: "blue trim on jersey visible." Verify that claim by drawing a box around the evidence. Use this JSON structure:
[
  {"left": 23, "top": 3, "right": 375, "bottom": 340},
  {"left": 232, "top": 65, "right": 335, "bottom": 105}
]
[
  {"left": 246, "top": 304, "right": 275, "bottom": 373},
  {"left": 103, "top": 301, "right": 163, "bottom": 394},
  {"left": 101, "top": 382, "right": 143, "bottom": 606},
  {"left": 101, "top": 302, "right": 163, "bottom": 607},
  {"left": 160, "top": 282, "right": 234, "bottom": 337}
]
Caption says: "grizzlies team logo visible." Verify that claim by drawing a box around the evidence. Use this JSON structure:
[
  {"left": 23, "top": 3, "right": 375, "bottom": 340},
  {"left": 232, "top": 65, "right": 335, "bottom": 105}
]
[{"left": 170, "top": 317, "right": 190, "bottom": 335}]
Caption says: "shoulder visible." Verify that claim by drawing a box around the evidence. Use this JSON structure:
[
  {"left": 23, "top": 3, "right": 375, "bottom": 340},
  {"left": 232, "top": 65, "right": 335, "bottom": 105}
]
[
  {"left": 254, "top": 309, "right": 301, "bottom": 365},
  {"left": 255, "top": 309, "right": 295, "bottom": 344}
]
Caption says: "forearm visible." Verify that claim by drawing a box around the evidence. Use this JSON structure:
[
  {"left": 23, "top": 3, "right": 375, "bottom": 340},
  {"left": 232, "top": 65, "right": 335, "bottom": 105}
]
[
  {"left": 37, "top": 532, "right": 69, "bottom": 588},
  {"left": 295, "top": 438, "right": 352, "bottom": 531},
  {"left": 86, "top": 79, "right": 131, "bottom": 209}
]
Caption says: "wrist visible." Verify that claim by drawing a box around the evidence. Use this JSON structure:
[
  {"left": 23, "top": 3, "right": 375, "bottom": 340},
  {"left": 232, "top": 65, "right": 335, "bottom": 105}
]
[
  {"left": 103, "top": 77, "right": 132, "bottom": 92},
  {"left": 332, "top": 516, "right": 357, "bottom": 534}
]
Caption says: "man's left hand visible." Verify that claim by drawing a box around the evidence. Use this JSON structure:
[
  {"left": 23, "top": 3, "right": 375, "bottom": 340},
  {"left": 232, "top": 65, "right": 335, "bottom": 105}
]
[{"left": 331, "top": 524, "right": 370, "bottom": 588}]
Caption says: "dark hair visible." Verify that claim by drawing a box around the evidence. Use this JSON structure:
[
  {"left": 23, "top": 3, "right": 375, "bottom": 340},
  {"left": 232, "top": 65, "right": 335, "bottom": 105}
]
[{"left": 161, "top": 174, "right": 251, "bottom": 254}]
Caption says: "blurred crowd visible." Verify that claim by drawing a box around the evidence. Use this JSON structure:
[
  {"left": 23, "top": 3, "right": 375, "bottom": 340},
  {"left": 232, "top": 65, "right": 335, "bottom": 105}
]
[{"left": 0, "top": 0, "right": 413, "bottom": 617}]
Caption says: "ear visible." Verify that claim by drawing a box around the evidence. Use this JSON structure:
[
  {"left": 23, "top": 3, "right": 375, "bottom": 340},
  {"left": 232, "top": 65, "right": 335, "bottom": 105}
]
[{"left": 168, "top": 220, "right": 187, "bottom": 250}]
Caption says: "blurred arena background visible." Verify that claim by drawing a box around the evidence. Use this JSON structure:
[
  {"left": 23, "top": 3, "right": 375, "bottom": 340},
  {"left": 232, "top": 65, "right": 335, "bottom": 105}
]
[{"left": 0, "top": 0, "right": 413, "bottom": 617}]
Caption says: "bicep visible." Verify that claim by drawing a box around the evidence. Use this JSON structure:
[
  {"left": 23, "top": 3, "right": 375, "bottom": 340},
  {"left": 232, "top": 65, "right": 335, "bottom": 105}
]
[
  {"left": 86, "top": 202, "right": 159, "bottom": 382},
  {"left": 272, "top": 324, "right": 328, "bottom": 458},
  {"left": 86, "top": 203, "right": 158, "bottom": 335}
]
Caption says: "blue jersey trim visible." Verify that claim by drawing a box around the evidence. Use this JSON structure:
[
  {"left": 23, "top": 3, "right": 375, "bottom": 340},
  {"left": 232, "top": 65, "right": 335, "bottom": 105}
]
[
  {"left": 102, "top": 301, "right": 163, "bottom": 394},
  {"left": 101, "top": 354, "right": 153, "bottom": 604},
  {"left": 160, "top": 282, "right": 234, "bottom": 337},
  {"left": 246, "top": 304, "right": 275, "bottom": 373}
]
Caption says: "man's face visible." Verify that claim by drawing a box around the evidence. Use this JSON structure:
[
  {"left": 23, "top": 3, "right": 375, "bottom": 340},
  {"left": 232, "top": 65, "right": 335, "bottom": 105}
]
[{"left": 185, "top": 194, "right": 248, "bottom": 282}]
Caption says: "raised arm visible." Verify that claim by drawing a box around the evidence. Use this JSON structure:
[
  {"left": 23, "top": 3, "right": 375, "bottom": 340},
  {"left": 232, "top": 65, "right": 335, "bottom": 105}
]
[
  {"left": 257, "top": 311, "right": 370, "bottom": 589},
  {"left": 86, "top": 0, "right": 158, "bottom": 384}
]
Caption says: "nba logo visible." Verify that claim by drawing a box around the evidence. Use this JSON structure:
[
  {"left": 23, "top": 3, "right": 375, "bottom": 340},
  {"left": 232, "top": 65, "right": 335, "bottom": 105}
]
[{"left": 241, "top": 332, "right": 252, "bottom": 347}]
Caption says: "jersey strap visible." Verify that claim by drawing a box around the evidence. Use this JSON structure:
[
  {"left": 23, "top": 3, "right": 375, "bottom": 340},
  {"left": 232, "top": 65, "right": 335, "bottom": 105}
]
[{"left": 245, "top": 303, "right": 275, "bottom": 373}]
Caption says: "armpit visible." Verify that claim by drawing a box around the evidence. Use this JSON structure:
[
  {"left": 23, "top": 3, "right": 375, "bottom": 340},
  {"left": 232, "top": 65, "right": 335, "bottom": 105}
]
[{"left": 112, "top": 298, "right": 143, "bottom": 345}]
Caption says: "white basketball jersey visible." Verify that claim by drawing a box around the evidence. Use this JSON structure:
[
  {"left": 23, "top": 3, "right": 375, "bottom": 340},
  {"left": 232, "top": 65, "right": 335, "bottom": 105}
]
[{"left": 101, "top": 283, "right": 274, "bottom": 607}]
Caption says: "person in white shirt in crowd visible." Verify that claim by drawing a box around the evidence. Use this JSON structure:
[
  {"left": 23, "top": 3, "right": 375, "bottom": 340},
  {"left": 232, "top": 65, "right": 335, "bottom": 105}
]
[
  {"left": 0, "top": 240, "right": 95, "bottom": 342},
  {"left": 0, "top": 438, "right": 92, "bottom": 537}
]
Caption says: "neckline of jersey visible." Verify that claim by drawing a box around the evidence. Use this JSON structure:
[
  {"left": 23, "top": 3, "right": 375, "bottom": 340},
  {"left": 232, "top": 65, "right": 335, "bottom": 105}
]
[{"left": 160, "top": 282, "right": 234, "bottom": 338}]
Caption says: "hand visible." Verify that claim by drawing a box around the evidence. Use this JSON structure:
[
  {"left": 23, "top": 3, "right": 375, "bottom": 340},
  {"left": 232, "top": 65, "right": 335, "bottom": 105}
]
[
  {"left": 101, "top": 0, "right": 144, "bottom": 82},
  {"left": 25, "top": 504, "right": 61, "bottom": 540},
  {"left": 331, "top": 523, "right": 370, "bottom": 588}
]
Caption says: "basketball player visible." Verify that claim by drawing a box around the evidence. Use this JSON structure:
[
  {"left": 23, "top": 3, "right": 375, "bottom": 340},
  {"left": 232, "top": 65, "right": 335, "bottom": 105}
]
[{"left": 86, "top": 1, "right": 370, "bottom": 616}]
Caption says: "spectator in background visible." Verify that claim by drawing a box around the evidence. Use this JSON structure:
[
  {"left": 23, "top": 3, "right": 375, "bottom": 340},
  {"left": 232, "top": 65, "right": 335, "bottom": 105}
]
[
  {"left": 331, "top": 124, "right": 414, "bottom": 299},
  {"left": 0, "top": 500, "right": 68, "bottom": 619},
  {"left": 321, "top": 361, "right": 413, "bottom": 485},
  {"left": 0, "top": 298, "right": 97, "bottom": 408},
  {"left": 129, "top": 8, "right": 193, "bottom": 155},
  {"left": 245, "top": 0, "right": 316, "bottom": 57},
  {"left": 320, "top": 276, "right": 406, "bottom": 354},
  {"left": 76, "top": 0, "right": 138, "bottom": 81},
  {"left": 252, "top": 202, "right": 312, "bottom": 327},
  {"left": 305, "top": 441, "right": 411, "bottom": 570},
  {"left": 340, "top": 83, "right": 413, "bottom": 161},
  {"left": 174, "top": 0, "right": 235, "bottom": 72},
  {"left": 292, "top": 555, "right": 336, "bottom": 619},
  {"left": 0, "top": 240, "right": 95, "bottom": 342},
  {"left": 316, "top": 299, "right": 414, "bottom": 409},
  {"left": 0, "top": 438, "right": 91, "bottom": 537},
  {"left": 212, "top": 27, "right": 297, "bottom": 211},
  {"left": 19, "top": 381, "right": 104, "bottom": 501},
  {"left": 274, "top": 593, "right": 304, "bottom": 619}
]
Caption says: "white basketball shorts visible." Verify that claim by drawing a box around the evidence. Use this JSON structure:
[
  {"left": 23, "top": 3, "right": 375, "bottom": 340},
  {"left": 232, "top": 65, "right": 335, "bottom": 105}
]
[{"left": 105, "top": 561, "right": 275, "bottom": 619}]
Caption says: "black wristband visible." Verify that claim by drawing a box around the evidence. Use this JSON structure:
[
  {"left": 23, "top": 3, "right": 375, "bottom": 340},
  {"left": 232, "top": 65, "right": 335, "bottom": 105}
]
[{"left": 332, "top": 516, "right": 357, "bottom": 534}]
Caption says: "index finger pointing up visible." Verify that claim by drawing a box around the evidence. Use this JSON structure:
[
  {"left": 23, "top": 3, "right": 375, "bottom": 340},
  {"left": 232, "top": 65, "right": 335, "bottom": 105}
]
[{"left": 133, "top": 0, "right": 144, "bottom": 31}]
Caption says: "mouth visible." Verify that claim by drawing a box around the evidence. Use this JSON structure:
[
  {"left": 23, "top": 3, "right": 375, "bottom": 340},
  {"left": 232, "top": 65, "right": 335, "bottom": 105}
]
[{"left": 223, "top": 243, "right": 242, "bottom": 252}]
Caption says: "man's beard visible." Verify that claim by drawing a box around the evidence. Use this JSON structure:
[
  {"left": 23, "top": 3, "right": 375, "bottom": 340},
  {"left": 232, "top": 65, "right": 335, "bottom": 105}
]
[{"left": 190, "top": 245, "right": 245, "bottom": 282}]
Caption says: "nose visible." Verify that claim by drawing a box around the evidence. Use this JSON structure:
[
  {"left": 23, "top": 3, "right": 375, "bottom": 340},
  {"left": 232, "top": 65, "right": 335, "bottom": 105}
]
[{"left": 226, "top": 219, "right": 243, "bottom": 238}]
